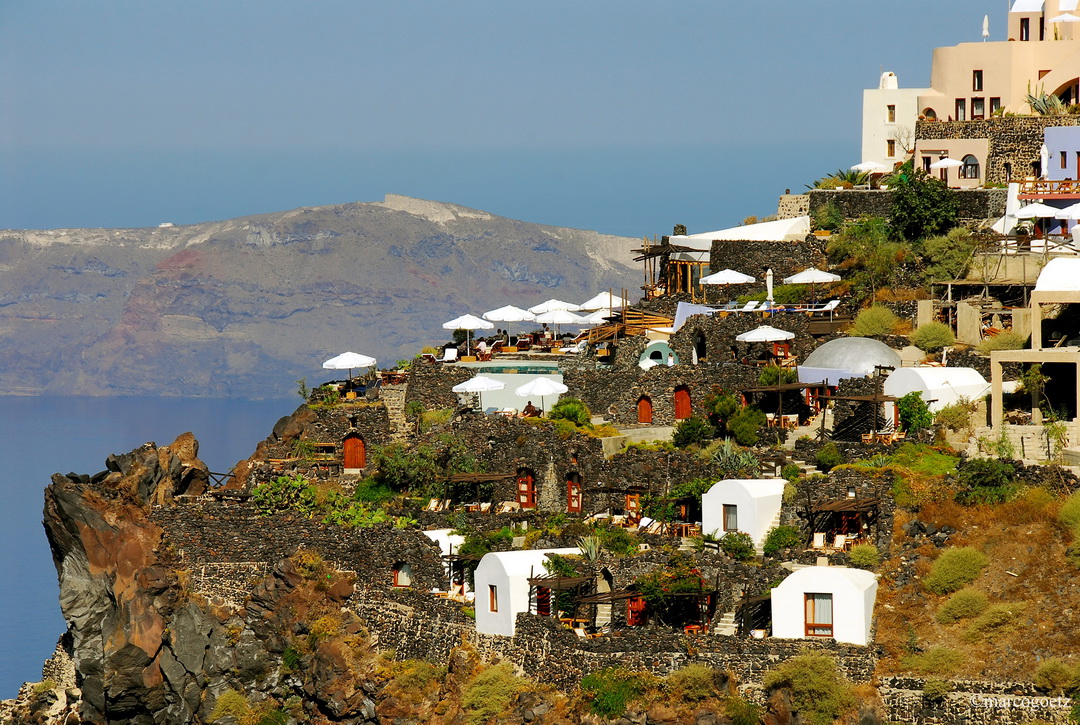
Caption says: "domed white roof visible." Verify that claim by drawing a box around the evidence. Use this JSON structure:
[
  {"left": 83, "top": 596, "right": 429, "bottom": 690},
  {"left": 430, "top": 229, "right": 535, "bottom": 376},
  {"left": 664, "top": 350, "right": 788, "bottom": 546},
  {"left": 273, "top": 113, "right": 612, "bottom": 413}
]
[{"left": 802, "top": 337, "right": 901, "bottom": 374}]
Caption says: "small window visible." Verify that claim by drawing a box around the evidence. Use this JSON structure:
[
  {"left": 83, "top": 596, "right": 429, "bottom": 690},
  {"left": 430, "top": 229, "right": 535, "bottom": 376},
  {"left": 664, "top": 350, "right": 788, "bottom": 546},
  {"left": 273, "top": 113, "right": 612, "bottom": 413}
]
[
  {"left": 961, "top": 154, "right": 981, "bottom": 179},
  {"left": 972, "top": 70, "right": 983, "bottom": 92},
  {"left": 1039, "top": 69, "right": 1050, "bottom": 80},
  {"left": 923, "top": 107, "right": 938, "bottom": 121},
  {"left": 723, "top": 504, "right": 738, "bottom": 532},
  {"left": 990, "top": 97, "right": 1001, "bottom": 115},
  {"left": 489, "top": 585, "right": 499, "bottom": 612},
  {"left": 955, "top": 99, "right": 966, "bottom": 121},
  {"left": 805, "top": 593, "right": 834, "bottom": 637},
  {"left": 1063, "top": 151, "right": 1069, "bottom": 170},
  {"left": 922, "top": 156, "right": 933, "bottom": 173},
  {"left": 393, "top": 562, "right": 413, "bottom": 588},
  {"left": 886, "top": 104, "right": 896, "bottom": 123},
  {"left": 972, "top": 97, "right": 985, "bottom": 119},
  {"left": 847, "top": 486, "right": 857, "bottom": 499},
  {"left": 1021, "top": 17, "right": 1030, "bottom": 41},
  {"left": 1004, "top": 161, "right": 1013, "bottom": 182},
  {"left": 886, "top": 139, "right": 896, "bottom": 158}
]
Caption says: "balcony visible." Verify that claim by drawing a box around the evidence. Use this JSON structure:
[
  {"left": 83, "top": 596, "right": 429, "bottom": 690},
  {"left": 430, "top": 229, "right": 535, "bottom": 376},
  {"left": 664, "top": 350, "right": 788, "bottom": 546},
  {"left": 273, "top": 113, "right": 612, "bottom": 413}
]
[{"left": 1018, "top": 179, "right": 1080, "bottom": 200}]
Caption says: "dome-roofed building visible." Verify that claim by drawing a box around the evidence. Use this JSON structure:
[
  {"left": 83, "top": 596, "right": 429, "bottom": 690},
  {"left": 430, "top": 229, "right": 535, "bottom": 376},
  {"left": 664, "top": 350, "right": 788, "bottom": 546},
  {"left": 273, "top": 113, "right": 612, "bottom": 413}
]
[{"left": 798, "top": 337, "right": 902, "bottom": 386}]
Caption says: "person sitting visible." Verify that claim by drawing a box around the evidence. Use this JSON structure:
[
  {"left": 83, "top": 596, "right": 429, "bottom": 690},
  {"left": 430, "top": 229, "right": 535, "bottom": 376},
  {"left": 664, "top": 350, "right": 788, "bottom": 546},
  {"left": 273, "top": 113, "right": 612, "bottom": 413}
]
[{"left": 521, "top": 401, "right": 541, "bottom": 418}]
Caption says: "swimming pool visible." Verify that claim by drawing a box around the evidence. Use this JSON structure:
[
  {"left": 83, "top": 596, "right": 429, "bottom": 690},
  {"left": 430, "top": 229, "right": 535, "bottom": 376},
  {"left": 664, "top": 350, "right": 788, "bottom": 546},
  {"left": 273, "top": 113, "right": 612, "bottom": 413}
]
[
  {"left": 459, "top": 361, "right": 560, "bottom": 375},
  {"left": 456, "top": 361, "right": 563, "bottom": 412}
]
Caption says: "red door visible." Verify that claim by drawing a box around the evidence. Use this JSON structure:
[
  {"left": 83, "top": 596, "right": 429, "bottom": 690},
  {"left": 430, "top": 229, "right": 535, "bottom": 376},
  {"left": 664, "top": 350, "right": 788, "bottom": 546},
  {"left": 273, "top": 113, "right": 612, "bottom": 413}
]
[
  {"left": 343, "top": 434, "right": 365, "bottom": 469},
  {"left": 567, "top": 478, "right": 582, "bottom": 513},
  {"left": 517, "top": 470, "right": 536, "bottom": 509},
  {"left": 637, "top": 396, "right": 653, "bottom": 424},
  {"left": 674, "top": 386, "right": 692, "bottom": 420},
  {"left": 628, "top": 596, "right": 647, "bottom": 626}
]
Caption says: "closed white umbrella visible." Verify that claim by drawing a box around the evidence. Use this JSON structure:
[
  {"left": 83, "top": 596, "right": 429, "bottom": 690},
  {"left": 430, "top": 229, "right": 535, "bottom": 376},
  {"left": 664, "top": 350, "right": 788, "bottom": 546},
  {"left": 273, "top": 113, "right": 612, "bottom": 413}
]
[
  {"left": 322, "top": 351, "right": 377, "bottom": 379},
  {"left": 514, "top": 376, "right": 568, "bottom": 413},
  {"left": 483, "top": 304, "right": 535, "bottom": 344},
  {"left": 982, "top": 14, "right": 989, "bottom": 40},
  {"left": 1041, "top": 144, "right": 1050, "bottom": 179},
  {"left": 579, "top": 291, "right": 630, "bottom": 311},
  {"left": 765, "top": 268, "right": 775, "bottom": 309},
  {"left": 443, "top": 313, "right": 494, "bottom": 353},
  {"left": 528, "top": 298, "right": 581, "bottom": 315},
  {"left": 452, "top": 375, "right": 505, "bottom": 411},
  {"left": 736, "top": 325, "right": 795, "bottom": 343}
]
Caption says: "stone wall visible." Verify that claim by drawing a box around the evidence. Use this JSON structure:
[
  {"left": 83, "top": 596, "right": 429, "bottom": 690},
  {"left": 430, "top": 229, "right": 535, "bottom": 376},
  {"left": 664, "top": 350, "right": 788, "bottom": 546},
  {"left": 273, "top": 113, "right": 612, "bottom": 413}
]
[
  {"left": 807, "top": 188, "right": 1007, "bottom": 227},
  {"left": 782, "top": 468, "right": 897, "bottom": 556},
  {"left": 707, "top": 239, "right": 827, "bottom": 289},
  {"left": 917, "top": 116, "right": 1080, "bottom": 186},
  {"left": 776, "top": 194, "right": 809, "bottom": 220},
  {"left": 879, "top": 676, "right": 1073, "bottom": 724}
]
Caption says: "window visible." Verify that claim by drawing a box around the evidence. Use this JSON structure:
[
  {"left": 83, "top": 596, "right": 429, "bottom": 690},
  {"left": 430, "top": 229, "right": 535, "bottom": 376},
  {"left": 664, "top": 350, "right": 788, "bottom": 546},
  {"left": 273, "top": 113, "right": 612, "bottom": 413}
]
[
  {"left": 1004, "top": 161, "right": 1012, "bottom": 182},
  {"left": 723, "top": 504, "right": 738, "bottom": 532},
  {"left": 516, "top": 468, "right": 536, "bottom": 509},
  {"left": 990, "top": 97, "right": 1001, "bottom": 115},
  {"left": 955, "top": 99, "right": 966, "bottom": 121},
  {"left": 847, "top": 486, "right": 857, "bottom": 499},
  {"left": 805, "top": 593, "right": 834, "bottom": 637},
  {"left": 489, "top": 585, "right": 498, "bottom": 612},
  {"left": 922, "top": 156, "right": 933, "bottom": 173},
  {"left": 973, "top": 70, "right": 983, "bottom": 92},
  {"left": 566, "top": 473, "right": 582, "bottom": 514},
  {"left": 961, "top": 155, "right": 980, "bottom": 179},
  {"left": 1021, "top": 17, "right": 1030, "bottom": 41},
  {"left": 886, "top": 104, "right": 896, "bottom": 123},
  {"left": 392, "top": 562, "right": 413, "bottom": 587},
  {"left": 886, "top": 139, "right": 896, "bottom": 158},
  {"left": 1063, "top": 151, "right": 1070, "bottom": 170},
  {"left": 923, "top": 107, "right": 937, "bottom": 121},
  {"left": 626, "top": 493, "right": 641, "bottom": 513},
  {"left": 1039, "top": 70, "right": 1050, "bottom": 80},
  {"left": 972, "top": 97, "right": 985, "bottom": 119}
]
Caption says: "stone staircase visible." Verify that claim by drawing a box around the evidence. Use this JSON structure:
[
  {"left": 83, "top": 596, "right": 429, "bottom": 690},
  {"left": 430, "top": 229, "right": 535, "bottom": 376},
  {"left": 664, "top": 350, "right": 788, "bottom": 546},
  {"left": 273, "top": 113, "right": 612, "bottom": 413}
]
[
  {"left": 711, "top": 611, "right": 737, "bottom": 636},
  {"left": 757, "top": 508, "right": 783, "bottom": 556},
  {"left": 379, "top": 385, "right": 410, "bottom": 443}
]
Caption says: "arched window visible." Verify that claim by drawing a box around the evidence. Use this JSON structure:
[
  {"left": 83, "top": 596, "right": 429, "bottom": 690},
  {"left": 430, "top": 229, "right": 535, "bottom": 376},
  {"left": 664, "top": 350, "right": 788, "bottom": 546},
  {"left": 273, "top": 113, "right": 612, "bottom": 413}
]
[
  {"left": 566, "top": 472, "right": 582, "bottom": 513},
  {"left": 693, "top": 331, "right": 707, "bottom": 364},
  {"left": 516, "top": 468, "right": 537, "bottom": 509},
  {"left": 961, "top": 154, "right": 980, "bottom": 179},
  {"left": 392, "top": 562, "right": 413, "bottom": 587},
  {"left": 343, "top": 433, "right": 366, "bottom": 470},
  {"left": 922, "top": 107, "right": 937, "bottom": 121},
  {"left": 637, "top": 395, "right": 653, "bottom": 424},
  {"left": 674, "top": 385, "right": 692, "bottom": 420}
]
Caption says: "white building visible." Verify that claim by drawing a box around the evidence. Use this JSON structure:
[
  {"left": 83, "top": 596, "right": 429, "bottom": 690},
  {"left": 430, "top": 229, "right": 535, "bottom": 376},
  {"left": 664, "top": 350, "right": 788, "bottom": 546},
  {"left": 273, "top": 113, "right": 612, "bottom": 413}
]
[
  {"left": 861, "top": 72, "right": 929, "bottom": 170},
  {"left": 770, "top": 566, "right": 879, "bottom": 646},
  {"left": 883, "top": 367, "right": 990, "bottom": 413},
  {"left": 701, "top": 478, "right": 786, "bottom": 552},
  {"left": 474, "top": 548, "right": 579, "bottom": 637},
  {"left": 422, "top": 528, "right": 466, "bottom": 590}
]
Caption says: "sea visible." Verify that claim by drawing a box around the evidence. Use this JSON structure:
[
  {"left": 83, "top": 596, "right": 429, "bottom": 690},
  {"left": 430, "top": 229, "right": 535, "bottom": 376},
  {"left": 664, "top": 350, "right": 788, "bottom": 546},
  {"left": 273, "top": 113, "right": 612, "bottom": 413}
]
[{"left": 0, "top": 395, "right": 298, "bottom": 699}]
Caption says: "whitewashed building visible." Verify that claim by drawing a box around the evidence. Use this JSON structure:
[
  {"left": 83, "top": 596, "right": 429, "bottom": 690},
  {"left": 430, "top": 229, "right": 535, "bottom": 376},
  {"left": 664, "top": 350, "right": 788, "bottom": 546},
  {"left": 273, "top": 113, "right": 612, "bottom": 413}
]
[
  {"left": 771, "top": 566, "right": 879, "bottom": 646},
  {"left": 474, "top": 548, "right": 579, "bottom": 637},
  {"left": 701, "top": 478, "right": 786, "bottom": 552}
]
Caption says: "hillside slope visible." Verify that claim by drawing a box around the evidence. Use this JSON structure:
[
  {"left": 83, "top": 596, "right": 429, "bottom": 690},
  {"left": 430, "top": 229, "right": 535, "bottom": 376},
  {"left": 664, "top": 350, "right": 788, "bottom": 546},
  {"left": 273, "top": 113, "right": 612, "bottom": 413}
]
[{"left": 0, "top": 195, "right": 639, "bottom": 398}]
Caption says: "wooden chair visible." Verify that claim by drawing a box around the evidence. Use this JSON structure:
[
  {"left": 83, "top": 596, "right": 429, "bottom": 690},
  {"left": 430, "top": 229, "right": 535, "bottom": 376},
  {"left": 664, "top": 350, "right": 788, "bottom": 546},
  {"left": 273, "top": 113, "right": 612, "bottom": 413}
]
[
  {"left": 833, "top": 534, "right": 847, "bottom": 551},
  {"left": 812, "top": 532, "right": 827, "bottom": 550}
]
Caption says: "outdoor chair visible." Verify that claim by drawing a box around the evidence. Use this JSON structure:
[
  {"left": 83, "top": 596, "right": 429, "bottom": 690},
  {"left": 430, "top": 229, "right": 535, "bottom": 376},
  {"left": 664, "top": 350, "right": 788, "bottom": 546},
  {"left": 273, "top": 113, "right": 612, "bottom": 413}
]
[
  {"left": 440, "top": 347, "right": 459, "bottom": 363},
  {"left": 738, "top": 300, "right": 761, "bottom": 313},
  {"left": 833, "top": 534, "right": 847, "bottom": 551},
  {"left": 420, "top": 353, "right": 438, "bottom": 364},
  {"left": 812, "top": 533, "right": 827, "bottom": 550},
  {"left": 807, "top": 300, "right": 840, "bottom": 317},
  {"left": 425, "top": 498, "right": 441, "bottom": 511}
]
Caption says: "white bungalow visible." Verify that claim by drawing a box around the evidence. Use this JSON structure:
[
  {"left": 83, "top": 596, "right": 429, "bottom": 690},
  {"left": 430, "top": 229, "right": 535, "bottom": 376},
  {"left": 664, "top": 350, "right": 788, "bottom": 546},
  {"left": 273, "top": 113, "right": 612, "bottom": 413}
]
[
  {"left": 422, "top": 528, "right": 466, "bottom": 590},
  {"left": 883, "top": 367, "right": 989, "bottom": 413},
  {"left": 474, "top": 548, "right": 579, "bottom": 637},
  {"left": 770, "top": 566, "right": 878, "bottom": 646},
  {"left": 701, "top": 478, "right": 786, "bottom": 552}
]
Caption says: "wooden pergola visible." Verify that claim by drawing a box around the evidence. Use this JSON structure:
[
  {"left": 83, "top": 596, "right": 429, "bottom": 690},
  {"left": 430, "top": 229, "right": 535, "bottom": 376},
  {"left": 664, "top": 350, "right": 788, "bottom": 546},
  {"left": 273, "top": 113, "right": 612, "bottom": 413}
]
[{"left": 587, "top": 308, "right": 674, "bottom": 344}]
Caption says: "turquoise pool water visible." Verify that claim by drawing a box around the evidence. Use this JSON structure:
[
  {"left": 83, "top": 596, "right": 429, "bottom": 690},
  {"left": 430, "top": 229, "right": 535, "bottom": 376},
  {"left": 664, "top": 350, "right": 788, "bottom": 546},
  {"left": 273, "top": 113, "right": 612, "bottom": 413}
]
[
  {"left": 455, "top": 361, "right": 563, "bottom": 412},
  {"left": 460, "top": 361, "right": 560, "bottom": 375}
]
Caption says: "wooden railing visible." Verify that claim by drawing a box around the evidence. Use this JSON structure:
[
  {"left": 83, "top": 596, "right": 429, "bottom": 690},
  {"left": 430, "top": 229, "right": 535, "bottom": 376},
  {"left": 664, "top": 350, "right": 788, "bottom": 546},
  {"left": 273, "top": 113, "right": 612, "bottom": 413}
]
[{"left": 1018, "top": 179, "right": 1080, "bottom": 197}]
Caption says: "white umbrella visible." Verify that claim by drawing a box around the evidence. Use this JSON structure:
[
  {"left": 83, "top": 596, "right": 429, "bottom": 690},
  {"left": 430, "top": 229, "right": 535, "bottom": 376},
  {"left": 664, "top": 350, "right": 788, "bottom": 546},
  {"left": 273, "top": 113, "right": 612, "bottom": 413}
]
[
  {"left": 581, "top": 309, "right": 613, "bottom": 325},
  {"left": 443, "top": 313, "right": 494, "bottom": 353},
  {"left": 982, "top": 14, "right": 989, "bottom": 40},
  {"left": 322, "top": 351, "right": 377, "bottom": 379},
  {"left": 579, "top": 291, "right": 630, "bottom": 311},
  {"left": 1057, "top": 201, "right": 1080, "bottom": 219},
  {"left": 700, "top": 269, "right": 755, "bottom": 285},
  {"left": 452, "top": 375, "right": 505, "bottom": 411},
  {"left": 483, "top": 304, "right": 535, "bottom": 344},
  {"left": 928, "top": 157, "right": 963, "bottom": 169},
  {"left": 1041, "top": 143, "right": 1050, "bottom": 179},
  {"left": 514, "top": 376, "right": 568, "bottom": 413},
  {"left": 1015, "top": 202, "right": 1061, "bottom": 218},
  {"left": 765, "top": 268, "right": 775, "bottom": 309},
  {"left": 850, "top": 161, "right": 888, "bottom": 173},
  {"left": 736, "top": 325, "right": 795, "bottom": 343},
  {"left": 782, "top": 268, "right": 841, "bottom": 285},
  {"left": 535, "top": 308, "right": 586, "bottom": 336},
  {"left": 528, "top": 298, "right": 581, "bottom": 315},
  {"left": 1050, "top": 12, "right": 1080, "bottom": 22}
]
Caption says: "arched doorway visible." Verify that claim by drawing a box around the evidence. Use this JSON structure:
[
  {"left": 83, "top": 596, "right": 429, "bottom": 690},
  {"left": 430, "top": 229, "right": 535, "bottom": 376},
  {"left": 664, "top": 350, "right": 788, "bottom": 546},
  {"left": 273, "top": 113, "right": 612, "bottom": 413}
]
[
  {"left": 637, "top": 396, "right": 653, "bottom": 424},
  {"left": 596, "top": 568, "right": 614, "bottom": 627},
  {"left": 343, "top": 433, "right": 366, "bottom": 471},
  {"left": 566, "top": 472, "right": 582, "bottom": 513},
  {"left": 674, "top": 385, "right": 692, "bottom": 420},
  {"left": 693, "top": 331, "right": 707, "bottom": 364},
  {"left": 516, "top": 467, "right": 537, "bottom": 509}
]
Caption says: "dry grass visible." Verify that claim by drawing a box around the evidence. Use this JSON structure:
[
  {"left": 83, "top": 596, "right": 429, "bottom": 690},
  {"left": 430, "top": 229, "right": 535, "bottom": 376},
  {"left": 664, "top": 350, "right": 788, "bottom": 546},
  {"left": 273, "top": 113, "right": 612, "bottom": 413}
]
[
  {"left": 873, "top": 287, "right": 929, "bottom": 303},
  {"left": 876, "top": 489, "right": 1080, "bottom": 681}
]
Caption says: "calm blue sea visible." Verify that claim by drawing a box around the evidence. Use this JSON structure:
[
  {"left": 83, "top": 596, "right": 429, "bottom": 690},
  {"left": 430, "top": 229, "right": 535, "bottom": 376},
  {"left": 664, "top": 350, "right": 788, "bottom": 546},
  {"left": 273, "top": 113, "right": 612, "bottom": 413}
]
[{"left": 0, "top": 396, "right": 298, "bottom": 699}]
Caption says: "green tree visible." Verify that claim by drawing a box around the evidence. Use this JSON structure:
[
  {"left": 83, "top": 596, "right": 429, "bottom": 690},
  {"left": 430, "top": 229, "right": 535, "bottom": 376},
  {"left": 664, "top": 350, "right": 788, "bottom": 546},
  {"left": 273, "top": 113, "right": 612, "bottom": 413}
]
[
  {"left": 922, "top": 227, "right": 979, "bottom": 281},
  {"left": 371, "top": 443, "right": 439, "bottom": 493},
  {"left": 759, "top": 365, "right": 798, "bottom": 385},
  {"left": 911, "top": 322, "right": 955, "bottom": 353},
  {"left": 890, "top": 168, "right": 959, "bottom": 242},
  {"left": 827, "top": 216, "right": 913, "bottom": 303},
  {"left": 898, "top": 391, "right": 933, "bottom": 432}
]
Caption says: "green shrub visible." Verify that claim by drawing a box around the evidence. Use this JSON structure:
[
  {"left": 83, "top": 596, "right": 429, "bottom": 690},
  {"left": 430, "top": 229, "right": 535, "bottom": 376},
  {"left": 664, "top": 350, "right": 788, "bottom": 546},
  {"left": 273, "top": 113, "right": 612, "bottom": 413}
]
[
  {"left": 594, "top": 522, "right": 639, "bottom": 557},
  {"left": 727, "top": 407, "right": 767, "bottom": 446},
  {"left": 848, "top": 543, "right": 881, "bottom": 569},
  {"left": 936, "top": 588, "right": 989, "bottom": 624},
  {"left": 1032, "top": 659, "right": 1078, "bottom": 695},
  {"left": 759, "top": 365, "right": 798, "bottom": 386},
  {"left": 419, "top": 408, "right": 453, "bottom": 433},
  {"left": 552, "top": 418, "right": 580, "bottom": 439},
  {"left": 964, "top": 601, "right": 1026, "bottom": 642},
  {"left": 580, "top": 668, "right": 651, "bottom": 717},
  {"left": 252, "top": 474, "right": 318, "bottom": 517},
  {"left": 911, "top": 322, "right": 956, "bottom": 353},
  {"left": 463, "top": 662, "right": 531, "bottom": 725},
  {"left": 781, "top": 463, "right": 802, "bottom": 482},
  {"left": 898, "top": 391, "right": 933, "bottom": 432},
  {"left": 549, "top": 397, "right": 592, "bottom": 427},
  {"left": 848, "top": 306, "right": 899, "bottom": 337},
  {"left": 665, "top": 663, "right": 716, "bottom": 702},
  {"left": 815, "top": 442, "right": 843, "bottom": 472},
  {"left": 725, "top": 695, "right": 764, "bottom": 725},
  {"left": 956, "top": 458, "right": 1017, "bottom": 505},
  {"left": 924, "top": 547, "right": 990, "bottom": 594},
  {"left": 706, "top": 438, "right": 761, "bottom": 478},
  {"left": 1060, "top": 491, "right": 1080, "bottom": 536},
  {"left": 210, "top": 690, "right": 251, "bottom": 723},
  {"left": 281, "top": 645, "right": 302, "bottom": 672},
  {"left": 371, "top": 442, "right": 439, "bottom": 493},
  {"left": 976, "top": 331, "right": 1027, "bottom": 353},
  {"left": 673, "top": 416, "right": 716, "bottom": 448},
  {"left": 923, "top": 679, "right": 952, "bottom": 702},
  {"left": 761, "top": 653, "right": 857, "bottom": 725},
  {"left": 935, "top": 399, "right": 977, "bottom": 433},
  {"left": 762, "top": 525, "right": 803, "bottom": 556},
  {"left": 720, "top": 531, "right": 757, "bottom": 560},
  {"left": 901, "top": 646, "right": 964, "bottom": 677}
]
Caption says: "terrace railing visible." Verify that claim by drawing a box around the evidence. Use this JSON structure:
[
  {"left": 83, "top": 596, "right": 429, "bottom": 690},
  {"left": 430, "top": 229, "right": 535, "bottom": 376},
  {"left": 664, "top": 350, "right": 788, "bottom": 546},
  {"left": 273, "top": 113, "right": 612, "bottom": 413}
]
[{"left": 1018, "top": 179, "right": 1080, "bottom": 198}]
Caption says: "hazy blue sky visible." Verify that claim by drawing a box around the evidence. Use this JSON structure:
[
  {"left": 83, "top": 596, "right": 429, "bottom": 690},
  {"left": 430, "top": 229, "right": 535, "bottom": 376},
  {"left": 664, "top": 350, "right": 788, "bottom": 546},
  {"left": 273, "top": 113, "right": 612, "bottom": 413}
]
[{"left": 2, "top": 1, "right": 1001, "bottom": 236}]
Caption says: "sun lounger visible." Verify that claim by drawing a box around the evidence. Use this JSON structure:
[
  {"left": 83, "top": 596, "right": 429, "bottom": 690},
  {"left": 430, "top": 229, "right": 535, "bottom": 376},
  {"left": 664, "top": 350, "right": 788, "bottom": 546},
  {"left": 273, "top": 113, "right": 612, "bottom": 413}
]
[
  {"left": 812, "top": 532, "right": 827, "bottom": 550},
  {"left": 738, "top": 300, "right": 761, "bottom": 313},
  {"left": 807, "top": 300, "right": 840, "bottom": 318},
  {"left": 440, "top": 347, "right": 459, "bottom": 363}
]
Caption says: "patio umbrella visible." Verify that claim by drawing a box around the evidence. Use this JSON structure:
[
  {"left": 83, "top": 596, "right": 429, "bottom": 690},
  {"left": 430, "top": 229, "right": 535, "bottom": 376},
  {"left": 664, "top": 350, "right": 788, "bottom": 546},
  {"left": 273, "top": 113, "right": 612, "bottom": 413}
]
[
  {"left": 483, "top": 304, "right": 535, "bottom": 343},
  {"left": 783, "top": 267, "right": 841, "bottom": 304},
  {"left": 735, "top": 325, "right": 795, "bottom": 343},
  {"left": 982, "top": 14, "right": 989, "bottom": 40},
  {"left": 514, "top": 376, "right": 568, "bottom": 413},
  {"left": 443, "top": 313, "right": 494, "bottom": 353},
  {"left": 1015, "top": 202, "right": 1060, "bottom": 218},
  {"left": 580, "top": 309, "right": 613, "bottom": 326},
  {"left": 322, "top": 351, "right": 377, "bottom": 380},
  {"left": 452, "top": 375, "right": 505, "bottom": 411},
  {"left": 534, "top": 308, "right": 586, "bottom": 335},
  {"left": 1050, "top": 12, "right": 1080, "bottom": 23},
  {"left": 528, "top": 298, "right": 581, "bottom": 315},
  {"left": 850, "top": 161, "right": 888, "bottom": 173},
  {"left": 928, "top": 157, "right": 963, "bottom": 169},
  {"left": 579, "top": 291, "right": 630, "bottom": 311},
  {"left": 1041, "top": 144, "right": 1050, "bottom": 178},
  {"left": 1057, "top": 201, "right": 1080, "bottom": 219},
  {"left": 699, "top": 268, "right": 754, "bottom": 304}
]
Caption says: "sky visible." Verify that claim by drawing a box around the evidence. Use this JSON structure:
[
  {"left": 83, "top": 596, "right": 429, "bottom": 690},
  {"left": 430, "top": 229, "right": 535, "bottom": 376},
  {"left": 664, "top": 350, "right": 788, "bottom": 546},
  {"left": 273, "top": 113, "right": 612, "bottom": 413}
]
[{"left": 1, "top": 1, "right": 1004, "bottom": 237}]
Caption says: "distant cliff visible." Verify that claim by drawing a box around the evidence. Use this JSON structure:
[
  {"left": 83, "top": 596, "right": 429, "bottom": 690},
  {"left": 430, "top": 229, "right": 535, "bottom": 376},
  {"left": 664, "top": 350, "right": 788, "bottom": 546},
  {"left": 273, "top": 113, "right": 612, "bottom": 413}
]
[{"left": 0, "top": 195, "right": 639, "bottom": 398}]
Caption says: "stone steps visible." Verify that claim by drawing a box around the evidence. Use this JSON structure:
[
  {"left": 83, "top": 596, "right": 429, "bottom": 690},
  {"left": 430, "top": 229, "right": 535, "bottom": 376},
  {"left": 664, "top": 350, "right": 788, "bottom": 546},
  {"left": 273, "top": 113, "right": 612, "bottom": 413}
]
[{"left": 712, "top": 612, "right": 737, "bottom": 636}]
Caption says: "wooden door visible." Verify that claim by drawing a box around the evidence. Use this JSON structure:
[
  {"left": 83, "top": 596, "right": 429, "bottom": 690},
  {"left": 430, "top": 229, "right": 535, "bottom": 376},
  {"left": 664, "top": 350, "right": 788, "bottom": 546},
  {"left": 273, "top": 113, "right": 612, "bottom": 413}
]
[
  {"left": 637, "top": 396, "right": 653, "bottom": 424},
  {"left": 627, "top": 596, "right": 647, "bottom": 626},
  {"left": 567, "top": 476, "right": 582, "bottom": 513},
  {"left": 343, "top": 434, "right": 365, "bottom": 469},
  {"left": 674, "top": 386, "right": 692, "bottom": 420},
  {"left": 517, "top": 469, "right": 536, "bottom": 509}
]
